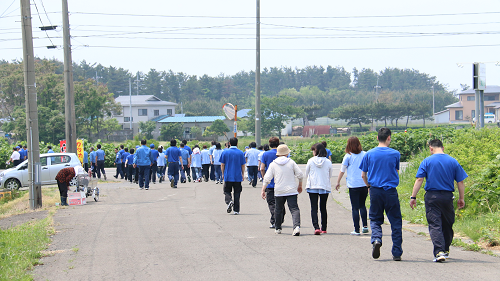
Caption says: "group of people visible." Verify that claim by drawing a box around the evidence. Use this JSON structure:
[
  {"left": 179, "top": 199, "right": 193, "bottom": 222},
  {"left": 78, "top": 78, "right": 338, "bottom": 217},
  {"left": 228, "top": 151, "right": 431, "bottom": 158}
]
[{"left": 7, "top": 145, "right": 28, "bottom": 166}]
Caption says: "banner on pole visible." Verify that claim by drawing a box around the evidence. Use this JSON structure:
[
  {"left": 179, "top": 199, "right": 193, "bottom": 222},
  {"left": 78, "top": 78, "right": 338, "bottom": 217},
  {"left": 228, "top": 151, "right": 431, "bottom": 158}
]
[
  {"left": 59, "top": 140, "right": 67, "bottom": 153},
  {"left": 77, "top": 139, "right": 84, "bottom": 164}
]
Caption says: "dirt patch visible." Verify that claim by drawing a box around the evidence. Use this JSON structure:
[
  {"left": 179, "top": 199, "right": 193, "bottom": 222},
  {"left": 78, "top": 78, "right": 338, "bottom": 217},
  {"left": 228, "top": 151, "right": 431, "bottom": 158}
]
[{"left": 0, "top": 210, "right": 49, "bottom": 230}]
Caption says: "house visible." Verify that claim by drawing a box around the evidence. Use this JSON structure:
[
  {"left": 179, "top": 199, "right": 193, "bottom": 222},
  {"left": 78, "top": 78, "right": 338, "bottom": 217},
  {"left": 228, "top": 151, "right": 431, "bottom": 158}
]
[
  {"left": 114, "top": 95, "right": 177, "bottom": 135},
  {"left": 155, "top": 116, "right": 233, "bottom": 140},
  {"left": 434, "top": 109, "right": 450, "bottom": 124},
  {"left": 446, "top": 85, "right": 500, "bottom": 123}
]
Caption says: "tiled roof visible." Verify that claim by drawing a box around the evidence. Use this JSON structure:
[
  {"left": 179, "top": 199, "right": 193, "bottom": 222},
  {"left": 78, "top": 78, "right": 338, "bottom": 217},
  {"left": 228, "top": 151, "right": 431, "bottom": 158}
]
[
  {"left": 445, "top": 102, "right": 463, "bottom": 108},
  {"left": 115, "top": 95, "right": 177, "bottom": 106},
  {"left": 157, "top": 116, "right": 226, "bottom": 123},
  {"left": 458, "top": 85, "right": 500, "bottom": 95}
]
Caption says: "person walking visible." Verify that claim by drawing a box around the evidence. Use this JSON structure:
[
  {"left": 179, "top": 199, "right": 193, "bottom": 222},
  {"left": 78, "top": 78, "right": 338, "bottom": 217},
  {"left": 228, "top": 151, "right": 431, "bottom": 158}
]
[
  {"left": 149, "top": 144, "right": 159, "bottom": 184},
  {"left": 165, "top": 140, "right": 183, "bottom": 188},
  {"left": 83, "top": 150, "right": 89, "bottom": 173},
  {"left": 257, "top": 144, "right": 269, "bottom": 182},
  {"left": 125, "top": 148, "right": 135, "bottom": 183},
  {"left": 245, "top": 142, "right": 260, "bottom": 187},
  {"left": 47, "top": 146, "right": 54, "bottom": 153},
  {"left": 191, "top": 146, "right": 202, "bottom": 182},
  {"left": 201, "top": 145, "right": 211, "bottom": 182},
  {"left": 336, "top": 137, "right": 369, "bottom": 236},
  {"left": 220, "top": 137, "right": 246, "bottom": 215},
  {"left": 157, "top": 147, "right": 166, "bottom": 183},
  {"left": 260, "top": 137, "right": 284, "bottom": 229},
  {"left": 8, "top": 147, "right": 21, "bottom": 166},
  {"left": 95, "top": 144, "right": 107, "bottom": 180},
  {"left": 118, "top": 145, "right": 126, "bottom": 180},
  {"left": 122, "top": 147, "right": 130, "bottom": 180},
  {"left": 359, "top": 128, "right": 403, "bottom": 261},
  {"left": 133, "top": 139, "right": 152, "bottom": 190},
  {"left": 212, "top": 143, "right": 223, "bottom": 184},
  {"left": 306, "top": 143, "right": 334, "bottom": 235},
  {"left": 113, "top": 148, "right": 123, "bottom": 179},
  {"left": 410, "top": 139, "right": 467, "bottom": 262},
  {"left": 262, "top": 144, "right": 304, "bottom": 236},
  {"left": 89, "top": 147, "right": 96, "bottom": 178},
  {"left": 182, "top": 140, "right": 192, "bottom": 155},
  {"left": 321, "top": 141, "right": 333, "bottom": 161},
  {"left": 209, "top": 140, "right": 216, "bottom": 181},
  {"left": 179, "top": 143, "right": 191, "bottom": 183}
]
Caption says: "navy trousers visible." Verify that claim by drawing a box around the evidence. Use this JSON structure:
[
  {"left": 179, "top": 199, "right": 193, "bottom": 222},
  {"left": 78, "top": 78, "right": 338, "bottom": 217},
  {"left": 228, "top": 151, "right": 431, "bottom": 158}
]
[
  {"left": 138, "top": 165, "right": 150, "bottom": 189},
  {"left": 425, "top": 190, "right": 455, "bottom": 256},
  {"left": 369, "top": 187, "right": 403, "bottom": 257}
]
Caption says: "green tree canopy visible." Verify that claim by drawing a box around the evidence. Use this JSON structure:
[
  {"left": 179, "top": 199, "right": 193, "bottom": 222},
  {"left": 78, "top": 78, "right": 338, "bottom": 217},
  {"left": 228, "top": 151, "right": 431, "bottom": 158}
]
[
  {"left": 139, "top": 121, "right": 156, "bottom": 140},
  {"left": 160, "top": 123, "right": 184, "bottom": 141},
  {"left": 203, "top": 119, "right": 230, "bottom": 140}
]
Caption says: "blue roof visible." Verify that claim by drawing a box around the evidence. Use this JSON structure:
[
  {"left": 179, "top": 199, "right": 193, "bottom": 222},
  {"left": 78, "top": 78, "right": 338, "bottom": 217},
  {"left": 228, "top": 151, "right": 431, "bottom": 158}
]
[{"left": 157, "top": 116, "right": 226, "bottom": 123}]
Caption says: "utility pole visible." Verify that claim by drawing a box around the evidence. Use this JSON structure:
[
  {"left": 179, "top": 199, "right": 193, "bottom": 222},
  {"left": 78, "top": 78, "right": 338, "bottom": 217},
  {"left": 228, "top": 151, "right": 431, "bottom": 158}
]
[
  {"left": 129, "top": 78, "right": 132, "bottom": 134},
  {"left": 62, "top": 0, "right": 76, "bottom": 153},
  {"left": 136, "top": 72, "right": 140, "bottom": 96},
  {"left": 255, "top": 0, "right": 261, "bottom": 146},
  {"left": 374, "top": 78, "right": 381, "bottom": 102},
  {"left": 431, "top": 85, "right": 435, "bottom": 116},
  {"left": 20, "top": 0, "right": 42, "bottom": 209}
]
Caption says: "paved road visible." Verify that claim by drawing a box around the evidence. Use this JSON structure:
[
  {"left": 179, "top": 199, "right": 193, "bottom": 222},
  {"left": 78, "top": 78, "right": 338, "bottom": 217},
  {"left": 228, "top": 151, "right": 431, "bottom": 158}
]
[{"left": 34, "top": 165, "right": 500, "bottom": 281}]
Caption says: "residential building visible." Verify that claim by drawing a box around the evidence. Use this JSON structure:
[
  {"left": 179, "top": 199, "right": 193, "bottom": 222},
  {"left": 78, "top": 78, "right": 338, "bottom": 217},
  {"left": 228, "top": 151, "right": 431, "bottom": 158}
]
[
  {"left": 114, "top": 95, "right": 177, "bottom": 135},
  {"left": 445, "top": 85, "right": 500, "bottom": 123},
  {"left": 155, "top": 116, "right": 233, "bottom": 140}
]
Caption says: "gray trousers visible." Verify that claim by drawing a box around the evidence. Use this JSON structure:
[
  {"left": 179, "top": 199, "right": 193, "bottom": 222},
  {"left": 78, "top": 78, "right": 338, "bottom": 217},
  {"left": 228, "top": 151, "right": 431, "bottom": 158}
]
[{"left": 275, "top": 194, "right": 300, "bottom": 230}]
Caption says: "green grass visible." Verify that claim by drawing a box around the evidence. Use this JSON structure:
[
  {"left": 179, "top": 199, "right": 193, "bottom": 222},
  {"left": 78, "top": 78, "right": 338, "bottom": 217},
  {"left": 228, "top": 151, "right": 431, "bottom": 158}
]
[{"left": 0, "top": 216, "right": 53, "bottom": 280}]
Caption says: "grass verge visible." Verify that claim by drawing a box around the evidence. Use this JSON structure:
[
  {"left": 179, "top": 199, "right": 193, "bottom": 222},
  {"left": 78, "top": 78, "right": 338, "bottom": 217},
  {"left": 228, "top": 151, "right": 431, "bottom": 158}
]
[
  {"left": 0, "top": 214, "right": 54, "bottom": 280},
  {"left": 0, "top": 187, "right": 60, "bottom": 219}
]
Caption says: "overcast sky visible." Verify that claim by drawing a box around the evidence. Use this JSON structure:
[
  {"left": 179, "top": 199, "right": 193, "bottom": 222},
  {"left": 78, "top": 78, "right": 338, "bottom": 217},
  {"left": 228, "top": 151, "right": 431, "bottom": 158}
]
[{"left": 2, "top": 0, "right": 500, "bottom": 92}]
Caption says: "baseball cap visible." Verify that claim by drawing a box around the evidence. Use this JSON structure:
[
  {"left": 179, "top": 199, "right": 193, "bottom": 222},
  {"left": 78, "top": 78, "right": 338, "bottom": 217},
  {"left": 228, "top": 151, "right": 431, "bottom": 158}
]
[{"left": 150, "top": 144, "right": 155, "bottom": 148}]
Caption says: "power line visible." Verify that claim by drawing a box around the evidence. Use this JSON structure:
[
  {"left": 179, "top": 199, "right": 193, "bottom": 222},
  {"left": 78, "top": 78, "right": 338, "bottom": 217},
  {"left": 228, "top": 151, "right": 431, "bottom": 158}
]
[
  {"left": 39, "top": 0, "right": 53, "bottom": 26},
  {"left": 32, "top": 0, "right": 54, "bottom": 46},
  {"left": 70, "top": 11, "right": 500, "bottom": 19},
  {"left": 0, "top": 0, "right": 16, "bottom": 18}
]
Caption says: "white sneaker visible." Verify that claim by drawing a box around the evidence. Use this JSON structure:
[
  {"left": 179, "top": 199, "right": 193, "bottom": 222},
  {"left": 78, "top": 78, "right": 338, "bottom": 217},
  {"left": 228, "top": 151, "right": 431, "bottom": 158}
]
[
  {"left": 234, "top": 211, "right": 239, "bottom": 215},
  {"left": 292, "top": 226, "right": 300, "bottom": 236},
  {"left": 275, "top": 229, "right": 282, "bottom": 234}
]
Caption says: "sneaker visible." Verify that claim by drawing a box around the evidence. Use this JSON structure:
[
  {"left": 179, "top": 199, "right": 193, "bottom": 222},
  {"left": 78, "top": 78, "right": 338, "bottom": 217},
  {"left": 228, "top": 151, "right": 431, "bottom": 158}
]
[
  {"left": 351, "top": 231, "right": 361, "bottom": 236},
  {"left": 269, "top": 224, "right": 275, "bottom": 229},
  {"left": 139, "top": 187, "right": 143, "bottom": 190},
  {"left": 234, "top": 211, "right": 239, "bottom": 215},
  {"left": 104, "top": 174, "right": 107, "bottom": 180},
  {"left": 372, "top": 241, "right": 382, "bottom": 259},
  {"left": 321, "top": 230, "right": 327, "bottom": 234},
  {"left": 226, "top": 201, "right": 234, "bottom": 213},
  {"left": 159, "top": 178, "right": 162, "bottom": 183},
  {"left": 170, "top": 178, "right": 174, "bottom": 188},
  {"left": 433, "top": 251, "right": 447, "bottom": 262},
  {"left": 145, "top": 188, "right": 149, "bottom": 190},
  {"left": 362, "top": 227, "right": 369, "bottom": 233},
  {"left": 215, "top": 181, "right": 219, "bottom": 184},
  {"left": 188, "top": 176, "right": 191, "bottom": 182},
  {"left": 275, "top": 229, "right": 282, "bottom": 234},
  {"left": 314, "top": 229, "right": 321, "bottom": 235},
  {"left": 173, "top": 186, "right": 177, "bottom": 188},
  {"left": 444, "top": 251, "right": 449, "bottom": 259},
  {"left": 113, "top": 175, "right": 118, "bottom": 179},
  {"left": 393, "top": 256, "right": 402, "bottom": 261},
  {"left": 292, "top": 226, "right": 300, "bottom": 236}
]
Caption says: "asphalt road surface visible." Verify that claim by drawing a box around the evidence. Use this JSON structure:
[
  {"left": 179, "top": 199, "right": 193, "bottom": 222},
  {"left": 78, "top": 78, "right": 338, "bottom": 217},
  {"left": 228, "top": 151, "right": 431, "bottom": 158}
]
[{"left": 34, "top": 165, "right": 500, "bottom": 281}]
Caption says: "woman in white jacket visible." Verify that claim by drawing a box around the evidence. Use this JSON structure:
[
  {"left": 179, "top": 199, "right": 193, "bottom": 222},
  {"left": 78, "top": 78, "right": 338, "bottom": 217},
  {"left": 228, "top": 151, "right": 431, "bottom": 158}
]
[
  {"left": 305, "top": 143, "right": 334, "bottom": 235},
  {"left": 262, "top": 144, "right": 304, "bottom": 236}
]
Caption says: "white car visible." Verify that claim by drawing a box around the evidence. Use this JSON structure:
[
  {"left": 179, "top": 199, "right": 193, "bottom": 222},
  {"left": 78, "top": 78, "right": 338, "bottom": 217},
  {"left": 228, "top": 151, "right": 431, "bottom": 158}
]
[
  {"left": 473, "top": 113, "right": 496, "bottom": 123},
  {"left": 0, "top": 153, "right": 82, "bottom": 190}
]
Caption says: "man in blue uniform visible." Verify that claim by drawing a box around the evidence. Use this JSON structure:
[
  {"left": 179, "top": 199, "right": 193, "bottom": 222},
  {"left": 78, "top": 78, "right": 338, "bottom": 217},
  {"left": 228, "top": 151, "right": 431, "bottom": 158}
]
[
  {"left": 113, "top": 147, "right": 123, "bottom": 179},
  {"left": 220, "top": 137, "right": 246, "bottom": 215},
  {"left": 95, "top": 144, "right": 107, "bottom": 180},
  {"left": 410, "top": 139, "right": 467, "bottom": 262},
  {"left": 122, "top": 147, "right": 130, "bottom": 180},
  {"left": 245, "top": 142, "right": 260, "bottom": 187},
  {"left": 149, "top": 144, "right": 159, "bottom": 184},
  {"left": 360, "top": 127, "right": 402, "bottom": 261},
  {"left": 165, "top": 139, "right": 183, "bottom": 188},
  {"left": 83, "top": 150, "right": 89, "bottom": 172},
  {"left": 133, "top": 139, "right": 151, "bottom": 190},
  {"left": 89, "top": 147, "right": 96, "bottom": 178}
]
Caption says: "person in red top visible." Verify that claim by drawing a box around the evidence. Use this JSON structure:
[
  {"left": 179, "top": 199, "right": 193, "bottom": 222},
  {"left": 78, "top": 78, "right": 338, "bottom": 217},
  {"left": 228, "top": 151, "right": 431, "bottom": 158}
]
[{"left": 55, "top": 166, "right": 82, "bottom": 206}]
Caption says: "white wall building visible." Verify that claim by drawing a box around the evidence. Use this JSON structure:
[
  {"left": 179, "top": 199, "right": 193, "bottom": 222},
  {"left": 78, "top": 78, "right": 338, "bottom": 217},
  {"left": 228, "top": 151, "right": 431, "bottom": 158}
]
[{"left": 114, "top": 95, "right": 177, "bottom": 135}]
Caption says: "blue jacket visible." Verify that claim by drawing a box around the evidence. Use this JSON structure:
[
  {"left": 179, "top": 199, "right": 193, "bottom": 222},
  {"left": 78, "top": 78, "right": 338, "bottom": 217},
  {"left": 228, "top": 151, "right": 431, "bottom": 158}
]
[{"left": 134, "top": 145, "right": 151, "bottom": 166}]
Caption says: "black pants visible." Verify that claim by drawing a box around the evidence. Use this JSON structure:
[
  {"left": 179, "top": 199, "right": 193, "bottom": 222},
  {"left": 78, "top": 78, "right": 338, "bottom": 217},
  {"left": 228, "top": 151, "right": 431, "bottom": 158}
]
[
  {"left": 266, "top": 188, "right": 285, "bottom": 225},
  {"left": 91, "top": 163, "right": 96, "bottom": 178},
  {"left": 247, "top": 166, "right": 259, "bottom": 187},
  {"left": 96, "top": 160, "right": 105, "bottom": 179},
  {"left": 202, "top": 164, "right": 210, "bottom": 181},
  {"left": 309, "top": 193, "right": 329, "bottom": 231},
  {"left": 150, "top": 163, "right": 158, "bottom": 183},
  {"left": 224, "top": 181, "right": 242, "bottom": 212},
  {"left": 425, "top": 190, "right": 455, "bottom": 256},
  {"left": 57, "top": 180, "right": 68, "bottom": 198},
  {"left": 349, "top": 187, "right": 369, "bottom": 232},
  {"left": 128, "top": 165, "right": 135, "bottom": 182},
  {"left": 210, "top": 164, "right": 215, "bottom": 180},
  {"left": 84, "top": 163, "right": 88, "bottom": 173},
  {"left": 122, "top": 163, "right": 126, "bottom": 179}
]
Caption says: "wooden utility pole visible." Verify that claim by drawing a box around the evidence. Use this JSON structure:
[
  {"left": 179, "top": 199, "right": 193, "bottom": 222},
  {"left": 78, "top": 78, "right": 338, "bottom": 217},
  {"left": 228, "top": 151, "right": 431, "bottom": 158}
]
[
  {"left": 20, "top": 0, "right": 42, "bottom": 209},
  {"left": 63, "top": 0, "right": 76, "bottom": 153},
  {"left": 255, "top": 0, "right": 261, "bottom": 146}
]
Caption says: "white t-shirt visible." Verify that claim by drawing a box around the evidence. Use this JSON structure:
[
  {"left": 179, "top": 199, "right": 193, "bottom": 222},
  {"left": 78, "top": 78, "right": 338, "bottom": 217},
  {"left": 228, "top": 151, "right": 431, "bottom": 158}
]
[{"left": 10, "top": 151, "right": 20, "bottom": 160}]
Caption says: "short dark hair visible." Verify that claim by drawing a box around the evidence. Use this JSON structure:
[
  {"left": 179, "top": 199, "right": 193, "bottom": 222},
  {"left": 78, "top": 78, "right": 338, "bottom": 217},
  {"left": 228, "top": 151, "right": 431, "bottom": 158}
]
[
  {"left": 158, "top": 147, "right": 163, "bottom": 153},
  {"left": 120, "top": 144, "right": 124, "bottom": 149},
  {"left": 170, "top": 139, "right": 177, "bottom": 146},
  {"left": 13, "top": 147, "right": 17, "bottom": 151},
  {"left": 90, "top": 147, "right": 94, "bottom": 151},
  {"left": 124, "top": 148, "right": 128, "bottom": 152},
  {"left": 141, "top": 139, "right": 147, "bottom": 145},
  {"left": 263, "top": 144, "right": 270, "bottom": 151},
  {"left": 321, "top": 141, "right": 328, "bottom": 148},
  {"left": 257, "top": 145, "right": 263, "bottom": 150},
  {"left": 203, "top": 145, "right": 207, "bottom": 149},
  {"left": 130, "top": 148, "right": 135, "bottom": 154},
  {"left": 211, "top": 140, "right": 216, "bottom": 145},
  {"left": 311, "top": 143, "right": 327, "bottom": 157},
  {"left": 229, "top": 137, "right": 238, "bottom": 147},
  {"left": 378, "top": 127, "right": 391, "bottom": 142},
  {"left": 23, "top": 145, "right": 27, "bottom": 148},
  {"left": 115, "top": 148, "right": 119, "bottom": 151},
  {"left": 47, "top": 146, "right": 52, "bottom": 149},
  {"left": 428, "top": 139, "right": 444, "bottom": 148},
  {"left": 97, "top": 144, "right": 101, "bottom": 149},
  {"left": 345, "top": 137, "right": 363, "bottom": 155},
  {"left": 249, "top": 142, "right": 257, "bottom": 148},
  {"left": 182, "top": 140, "right": 187, "bottom": 144},
  {"left": 269, "top": 137, "right": 280, "bottom": 148},
  {"left": 180, "top": 143, "right": 185, "bottom": 148},
  {"left": 216, "top": 143, "right": 221, "bottom": 149}
]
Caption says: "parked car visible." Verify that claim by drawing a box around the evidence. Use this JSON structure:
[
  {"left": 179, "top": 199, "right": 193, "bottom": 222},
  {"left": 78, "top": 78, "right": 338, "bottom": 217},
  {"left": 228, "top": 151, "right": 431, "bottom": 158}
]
[
  {"left": 473, "top": 113, "right": 496, "bottom": 123},
  {"left": 0, "top": 153, "right": 82, "bottom": 190}
]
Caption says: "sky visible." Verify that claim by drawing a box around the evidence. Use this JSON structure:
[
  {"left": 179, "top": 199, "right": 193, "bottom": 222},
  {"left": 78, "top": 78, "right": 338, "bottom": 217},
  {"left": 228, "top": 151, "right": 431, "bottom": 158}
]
[{"left": 1, "top": 0, "right": 500, "bottom": 93}]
